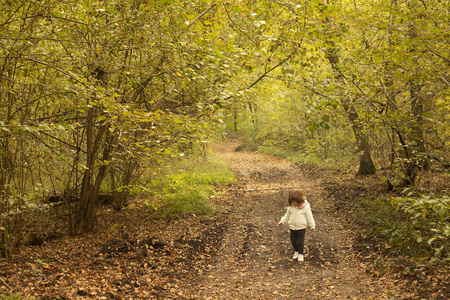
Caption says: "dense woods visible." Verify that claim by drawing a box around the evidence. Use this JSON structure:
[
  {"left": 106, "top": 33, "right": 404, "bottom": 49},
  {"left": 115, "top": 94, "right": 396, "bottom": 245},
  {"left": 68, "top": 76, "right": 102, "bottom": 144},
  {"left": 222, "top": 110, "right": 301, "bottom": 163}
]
[
  {"left": 0, "top": 0, "right": 448, "bottom": 296},
  {"left": 1, "top": 0, "right": 238, "bottom": 253},
  {"left": 227, "top": 0, "right": 449, "bottom": 181}
]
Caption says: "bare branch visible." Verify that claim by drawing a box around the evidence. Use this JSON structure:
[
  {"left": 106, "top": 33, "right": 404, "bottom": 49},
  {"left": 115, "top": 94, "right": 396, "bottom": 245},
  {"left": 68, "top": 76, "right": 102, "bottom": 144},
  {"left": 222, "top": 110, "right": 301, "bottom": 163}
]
[{"left": 186, "top": 3, "right": 217, "bottom": 27}]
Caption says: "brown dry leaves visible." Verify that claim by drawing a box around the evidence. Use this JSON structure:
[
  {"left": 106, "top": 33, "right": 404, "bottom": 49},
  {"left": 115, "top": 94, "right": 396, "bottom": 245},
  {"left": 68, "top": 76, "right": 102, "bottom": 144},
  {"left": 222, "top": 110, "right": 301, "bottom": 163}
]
[{"left": 0, "top": 139, "right": 448, "bottom": 299}]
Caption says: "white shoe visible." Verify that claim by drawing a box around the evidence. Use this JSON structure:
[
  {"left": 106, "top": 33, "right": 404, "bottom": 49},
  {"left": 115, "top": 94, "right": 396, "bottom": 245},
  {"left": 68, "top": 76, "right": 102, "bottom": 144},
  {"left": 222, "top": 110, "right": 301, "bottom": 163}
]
[
  {"left": 297, "top": 254, "right": 304, "bottom": 262},
  {"left": 292, "top": 252, "right": 299, "bottom": 260}
]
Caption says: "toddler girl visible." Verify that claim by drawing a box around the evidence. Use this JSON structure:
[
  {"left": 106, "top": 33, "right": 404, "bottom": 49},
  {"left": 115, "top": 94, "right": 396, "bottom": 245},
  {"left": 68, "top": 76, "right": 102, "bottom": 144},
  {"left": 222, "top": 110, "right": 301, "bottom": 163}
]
[{"left": 278, "top": 190, "right": 316, "bottom": 262}]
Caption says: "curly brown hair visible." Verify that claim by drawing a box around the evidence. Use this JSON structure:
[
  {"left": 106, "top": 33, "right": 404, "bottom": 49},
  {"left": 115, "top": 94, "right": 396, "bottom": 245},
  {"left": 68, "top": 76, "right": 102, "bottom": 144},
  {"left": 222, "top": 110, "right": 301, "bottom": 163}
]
[{"left": 288, "top": 190, "right": 306, "bottom": 206}]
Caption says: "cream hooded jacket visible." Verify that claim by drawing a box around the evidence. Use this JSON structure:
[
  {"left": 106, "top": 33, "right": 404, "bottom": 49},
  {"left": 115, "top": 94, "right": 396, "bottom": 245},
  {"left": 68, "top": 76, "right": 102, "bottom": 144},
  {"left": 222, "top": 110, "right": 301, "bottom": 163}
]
[{"left": 279, "top": 200, "right": 316, "bottom": 230}]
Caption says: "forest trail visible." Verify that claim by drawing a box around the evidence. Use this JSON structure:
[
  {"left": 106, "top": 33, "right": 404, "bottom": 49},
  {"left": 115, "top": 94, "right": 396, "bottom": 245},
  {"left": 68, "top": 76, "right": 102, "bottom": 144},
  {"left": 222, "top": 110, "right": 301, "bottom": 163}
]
[
  {"left": 1, "top": 140, "right": 421, "bottom": 300},
  {"left": 184, "top": 140, "right": 402, "bottom": 299}
]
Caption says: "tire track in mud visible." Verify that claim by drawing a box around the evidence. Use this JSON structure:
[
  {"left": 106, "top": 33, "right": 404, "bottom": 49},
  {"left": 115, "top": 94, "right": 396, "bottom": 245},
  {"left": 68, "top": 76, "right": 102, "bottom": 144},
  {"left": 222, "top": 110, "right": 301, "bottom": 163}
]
[{"left": 184, "top": 140, "right": 402, "bottom": 299}]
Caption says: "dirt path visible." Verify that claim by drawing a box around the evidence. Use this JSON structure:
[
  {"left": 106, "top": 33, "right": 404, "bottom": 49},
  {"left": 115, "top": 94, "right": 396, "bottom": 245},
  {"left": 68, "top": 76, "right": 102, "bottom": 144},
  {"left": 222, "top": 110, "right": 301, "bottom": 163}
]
[
  {"left": 1, "top": 140, "right": 417, "bottom": 300},
  {"left": 184, "top": 140, "right": 401, "bottom": 299}
]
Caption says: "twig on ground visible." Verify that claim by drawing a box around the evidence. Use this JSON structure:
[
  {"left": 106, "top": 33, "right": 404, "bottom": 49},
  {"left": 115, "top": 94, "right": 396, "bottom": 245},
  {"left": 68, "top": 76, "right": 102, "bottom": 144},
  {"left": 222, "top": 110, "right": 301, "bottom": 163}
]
[{"left": 0, "top": 276, "right": 12, "bottom": 290}]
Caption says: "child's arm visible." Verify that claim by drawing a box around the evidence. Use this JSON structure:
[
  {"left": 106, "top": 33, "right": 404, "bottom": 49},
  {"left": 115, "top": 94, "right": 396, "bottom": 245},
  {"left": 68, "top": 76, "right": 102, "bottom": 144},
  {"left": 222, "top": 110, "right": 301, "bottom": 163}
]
[
  {"left": 305, "top": 205, "right": 316, "bottom": 230},
  {"left": 278, "top": 207, "right": 290, "bottom": 226}
]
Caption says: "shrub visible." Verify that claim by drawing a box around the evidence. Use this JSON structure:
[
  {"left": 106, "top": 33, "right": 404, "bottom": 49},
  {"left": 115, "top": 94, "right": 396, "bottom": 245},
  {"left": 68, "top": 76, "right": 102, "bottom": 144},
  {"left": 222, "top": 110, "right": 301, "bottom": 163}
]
[
  {"left": 391, "top": 195, "right": 450, "bottom": 261},
  {"left": 355, "top": 195, "right": 450, "bottom": 262}
]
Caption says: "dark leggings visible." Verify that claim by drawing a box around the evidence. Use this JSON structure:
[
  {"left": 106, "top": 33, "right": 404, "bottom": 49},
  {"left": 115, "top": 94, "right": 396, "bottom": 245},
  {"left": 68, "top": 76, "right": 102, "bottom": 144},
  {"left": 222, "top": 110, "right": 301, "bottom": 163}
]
[{"left": 290, "top": 229, "right": 306, "bottom": 254}]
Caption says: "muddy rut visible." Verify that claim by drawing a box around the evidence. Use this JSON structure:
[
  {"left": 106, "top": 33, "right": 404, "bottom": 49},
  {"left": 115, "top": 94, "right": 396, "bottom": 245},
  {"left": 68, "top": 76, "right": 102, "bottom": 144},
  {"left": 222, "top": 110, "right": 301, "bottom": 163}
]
[{"left": 184, "top": 140, "right": 401, "bottom": 299}]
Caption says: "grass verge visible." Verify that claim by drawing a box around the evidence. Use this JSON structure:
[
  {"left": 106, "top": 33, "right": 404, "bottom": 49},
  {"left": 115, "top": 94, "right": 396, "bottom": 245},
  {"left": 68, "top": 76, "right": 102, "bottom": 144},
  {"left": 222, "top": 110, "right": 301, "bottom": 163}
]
[
  {"left": 256, "top": 145, "right": 356, "bottom": 170},
  {"left": 145, "top": 156, "right": 238, "bottom": 218}
]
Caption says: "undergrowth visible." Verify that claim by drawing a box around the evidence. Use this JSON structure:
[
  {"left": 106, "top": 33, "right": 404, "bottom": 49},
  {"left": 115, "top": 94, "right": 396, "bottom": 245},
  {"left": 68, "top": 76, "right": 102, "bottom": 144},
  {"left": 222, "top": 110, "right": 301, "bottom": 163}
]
[
  {"left": 354, "top": 194, "right": 450, "bottom": 262},
  {"left": 144, "top": 156, "right": 238, "bottom": 218}
]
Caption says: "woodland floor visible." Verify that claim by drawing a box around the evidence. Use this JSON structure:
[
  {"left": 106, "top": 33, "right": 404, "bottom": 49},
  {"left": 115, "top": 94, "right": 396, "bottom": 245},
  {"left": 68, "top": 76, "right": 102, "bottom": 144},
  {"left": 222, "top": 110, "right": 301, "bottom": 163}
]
[{"left": 0, "top": 139, "right": 448, "bottom": 299}]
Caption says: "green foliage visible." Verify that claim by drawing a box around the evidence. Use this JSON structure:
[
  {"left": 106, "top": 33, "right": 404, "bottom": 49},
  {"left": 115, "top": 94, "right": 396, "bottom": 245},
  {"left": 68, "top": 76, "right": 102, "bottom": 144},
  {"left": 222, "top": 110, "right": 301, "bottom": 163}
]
[
  {"left": 0, "top": 0, "right": 241, "bottom": 237},
  {"left": 0, "top": 0, "right": 448, "bottom": 246},
  {"left": 355, "top": 195, "right": 450, "bottom": 262},
  {"left": 225, "top": 0, "right": 449, "bottom": 183},
  {"left": 229, "top": 76, "right": 357, "bottom": 170},
  {"left": 148, "top": 157, "right": 237, "bottom": 218},
  {"left": 391, "top": 195, "right": 450, "bottom": 261}
]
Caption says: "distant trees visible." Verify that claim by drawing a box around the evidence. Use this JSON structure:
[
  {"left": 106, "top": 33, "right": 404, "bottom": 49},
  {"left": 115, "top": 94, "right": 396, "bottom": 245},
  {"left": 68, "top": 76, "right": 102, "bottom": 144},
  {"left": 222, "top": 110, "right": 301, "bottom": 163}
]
[{"left": 226, "top": 0, "right": 449, "bottom": 185}]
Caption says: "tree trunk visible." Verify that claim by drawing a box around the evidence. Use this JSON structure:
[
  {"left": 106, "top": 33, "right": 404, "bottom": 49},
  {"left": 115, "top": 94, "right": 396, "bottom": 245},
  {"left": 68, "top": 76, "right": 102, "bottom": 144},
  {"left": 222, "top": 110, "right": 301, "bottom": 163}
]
[
  {"left": 248, "top": 101, "right": 257, "bottom": 124},
  {"left": 401, "top": 80, "right": 428, "bottom": 186},
  {"left": 322, "top": 2, "right": 376, "bottom": 176},
  {"left": 341, "top": 95, "right": 377, "bottom": 176},
  {"left": 0, "top": 199, "right": 10, "bottom": 258},
  {"left": 76, "top": 107, "right": 111, "bottom": 233},
  {"left": 113, "top": 159, "right": 137, "bottom": 211},
  {"left": 399, "top": 19, "right": 430, "bottom": 185},
  {"left": 76, "top": 106, "right": 96, "bottom": 234}
]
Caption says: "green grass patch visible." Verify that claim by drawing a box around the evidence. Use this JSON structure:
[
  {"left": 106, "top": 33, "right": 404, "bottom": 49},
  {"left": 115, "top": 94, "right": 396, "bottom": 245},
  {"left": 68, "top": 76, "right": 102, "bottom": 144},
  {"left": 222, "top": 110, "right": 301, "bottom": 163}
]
[
  {"left": 0, "top": 293, "right": 34, "bottom": 300},
  {"left": 354, "top": 195, "right": 450, "bottom": 262},
  {"left": 147, "top": 156, "right": 237, "bottom": 218},
  {"left": 256, "top": 145, "right": 356, "bottom": 170}
]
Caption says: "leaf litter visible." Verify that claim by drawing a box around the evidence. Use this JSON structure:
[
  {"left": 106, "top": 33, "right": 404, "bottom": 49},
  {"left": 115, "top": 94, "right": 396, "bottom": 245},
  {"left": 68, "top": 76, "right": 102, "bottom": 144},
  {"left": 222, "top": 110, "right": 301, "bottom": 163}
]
[{"left": 0, "top": 139, "right": 448, "bottom": 299}]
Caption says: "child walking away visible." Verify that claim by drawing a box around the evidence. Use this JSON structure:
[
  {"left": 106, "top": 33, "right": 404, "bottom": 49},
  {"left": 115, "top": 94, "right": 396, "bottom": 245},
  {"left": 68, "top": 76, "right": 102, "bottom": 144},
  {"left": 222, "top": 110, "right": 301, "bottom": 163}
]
[{"left": 278, "top": 190, "right": 316, "bottom": 262}]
